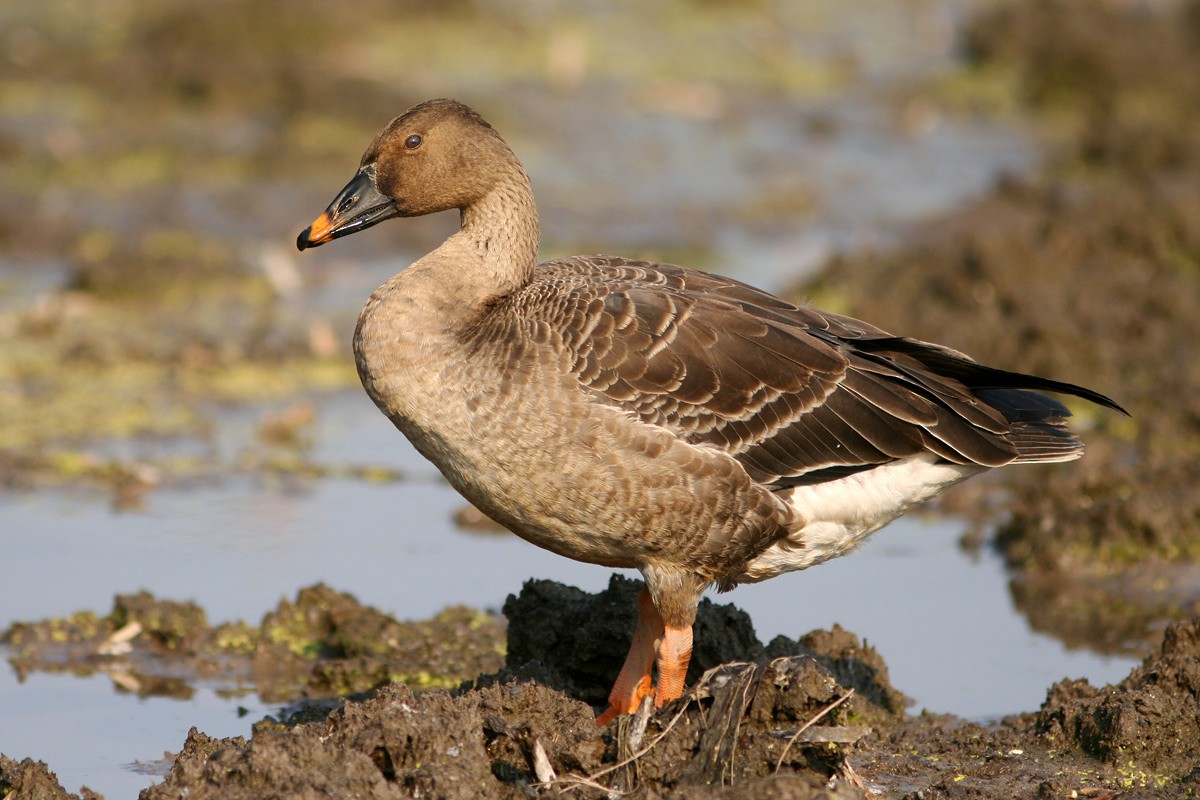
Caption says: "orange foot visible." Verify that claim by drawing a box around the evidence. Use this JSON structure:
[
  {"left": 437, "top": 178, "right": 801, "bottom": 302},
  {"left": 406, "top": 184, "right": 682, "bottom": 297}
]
[{"left": 596, "top": 586, "right": 694, "bottom": 725}]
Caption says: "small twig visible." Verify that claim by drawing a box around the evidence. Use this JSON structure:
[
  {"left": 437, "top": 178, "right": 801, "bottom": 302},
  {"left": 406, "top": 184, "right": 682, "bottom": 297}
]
[
  {"left": 590, "top": 699, "right": 691, "bottom": 780},
  {"left": 772, "top": 688, "right": 856, "bottom": 774},
  {"left": 553, "top": 694, "right": 695, "bottom": 794},
  {"left": 552, "top": 774, "right": 626, "bottom": 797},
  {"left": 97, "top": 620, "right": 143, "bottom": 655}
]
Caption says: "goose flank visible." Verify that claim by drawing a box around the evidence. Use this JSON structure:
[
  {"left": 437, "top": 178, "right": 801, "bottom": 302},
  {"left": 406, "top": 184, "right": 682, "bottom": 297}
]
[{"left": 296, "top": 98, "right": 1126, "bottom": 725}]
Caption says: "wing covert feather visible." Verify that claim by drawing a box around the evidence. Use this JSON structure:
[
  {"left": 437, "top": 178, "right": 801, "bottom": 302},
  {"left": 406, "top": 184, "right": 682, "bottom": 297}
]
[{"left": 495, "top": 256, "right": 1092, "bottom": 488}]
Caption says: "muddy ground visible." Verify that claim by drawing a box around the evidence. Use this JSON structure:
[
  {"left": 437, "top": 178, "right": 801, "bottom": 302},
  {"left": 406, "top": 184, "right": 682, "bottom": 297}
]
[
  {"left": 4, "top": 0, "right": 1200, "bottom": 798},
  {"left": 4, "top": 579, "right": 1199, "bottom": 799}
]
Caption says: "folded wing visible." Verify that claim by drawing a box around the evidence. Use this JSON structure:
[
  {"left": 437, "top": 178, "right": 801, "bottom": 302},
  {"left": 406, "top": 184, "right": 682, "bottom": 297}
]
[{"left": 520, "top": 256, "right": 1123, "bottom": 489}]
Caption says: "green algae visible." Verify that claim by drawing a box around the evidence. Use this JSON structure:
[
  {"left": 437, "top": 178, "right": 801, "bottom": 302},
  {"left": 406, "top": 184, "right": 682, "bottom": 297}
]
[{"left": 213, "top": 621, "right": 260, "bottom": 654}]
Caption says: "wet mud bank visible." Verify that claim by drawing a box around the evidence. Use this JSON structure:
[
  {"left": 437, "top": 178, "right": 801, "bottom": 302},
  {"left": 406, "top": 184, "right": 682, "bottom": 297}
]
[{"left": 4, "top": 579, "right": 1200, "bottom": 799}]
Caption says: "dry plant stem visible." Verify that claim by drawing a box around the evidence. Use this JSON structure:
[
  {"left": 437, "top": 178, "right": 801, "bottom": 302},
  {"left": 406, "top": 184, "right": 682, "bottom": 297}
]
[
  {"left": 554, "top": 693, "right": 695, "bottom": 794},
  {"left": 553, "top": 774, "right": 625, "bottom": 797},
  {"left": 772, "top": 688, "right": 856, "bottom": 773}
]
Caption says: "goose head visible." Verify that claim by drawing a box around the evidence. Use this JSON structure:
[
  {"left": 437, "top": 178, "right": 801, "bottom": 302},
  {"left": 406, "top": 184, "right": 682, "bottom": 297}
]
[{"left": 297, "top": 99, "right": 516, "bottom": 250}]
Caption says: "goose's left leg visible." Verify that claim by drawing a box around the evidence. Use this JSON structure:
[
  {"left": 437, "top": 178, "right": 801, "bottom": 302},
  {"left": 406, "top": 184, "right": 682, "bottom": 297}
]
[{"left": 596, "top": 585, "right": 661, "bottom": 725}]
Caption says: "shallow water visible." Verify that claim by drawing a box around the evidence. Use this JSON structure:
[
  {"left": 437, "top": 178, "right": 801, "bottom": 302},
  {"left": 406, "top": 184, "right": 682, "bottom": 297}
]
[{"left": 0, "top": 669, "right": 262, "bottom": 798}]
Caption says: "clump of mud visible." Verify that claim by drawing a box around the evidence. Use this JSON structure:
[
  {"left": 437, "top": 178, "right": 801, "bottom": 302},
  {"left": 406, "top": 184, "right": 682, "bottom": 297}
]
[
  {"left": 2, "top": 578, "right": 891, "bottom": 799},
  {"left": 137, "top": 664, "right": 866, "bottom": 800},
  {"left": 1035, "top": 619, "right": 1200, "bottom": 778},
  {"left": 0, "top": 757, "right": 102, "bottom": 800},
  {"left": 1, "top": 579, "right": 897, "bottom": 800}
]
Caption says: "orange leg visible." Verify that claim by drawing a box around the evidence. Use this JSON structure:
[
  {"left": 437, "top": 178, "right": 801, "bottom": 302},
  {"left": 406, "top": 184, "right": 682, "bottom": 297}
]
[
  {"left": 653, "top": 624, "right": 693, "bottom": 707},
  {"left": 596, "top": 586, "right": 662, "bottom": 725},
  {"left": 596, "top": 587, "right": 696, "bottom": 725}
]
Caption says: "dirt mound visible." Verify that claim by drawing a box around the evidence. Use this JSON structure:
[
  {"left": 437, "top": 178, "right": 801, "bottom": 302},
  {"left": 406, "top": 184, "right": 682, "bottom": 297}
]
[
  {"left": 140, "top": 666, "right": 865, "bottom": 800},
  {"left": 0, "top": 757, "right": 101, "bottom": 800},
  {"left": 1035, "top": 619, "right": 1200, "bottom": 778},
  {"left": 131, "top": 577, "right": 883, "bottom": 800},
  {"left": 499, "top": 574, "right": 906, "bottom": 724}
]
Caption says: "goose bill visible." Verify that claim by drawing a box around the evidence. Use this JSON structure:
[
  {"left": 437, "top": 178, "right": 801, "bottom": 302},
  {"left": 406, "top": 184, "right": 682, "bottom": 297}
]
[{"left": 297, "top": 166, "right": 399, "bottom": 250}]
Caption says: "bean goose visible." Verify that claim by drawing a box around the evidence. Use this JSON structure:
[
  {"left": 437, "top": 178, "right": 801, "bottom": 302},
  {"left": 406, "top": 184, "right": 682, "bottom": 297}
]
[{"left": 296, "top": 99, "right": 1125, "bottom": 725}]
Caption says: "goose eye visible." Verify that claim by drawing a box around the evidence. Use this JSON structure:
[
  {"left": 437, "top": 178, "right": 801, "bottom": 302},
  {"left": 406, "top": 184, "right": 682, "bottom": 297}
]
[{"left": 404, "top": 134, "right": 423, "bottom": 150}]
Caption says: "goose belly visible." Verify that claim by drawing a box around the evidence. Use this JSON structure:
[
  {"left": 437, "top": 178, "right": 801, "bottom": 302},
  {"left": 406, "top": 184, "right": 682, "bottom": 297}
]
[{"left": 740, "top": 454, "right": 982, "bottom": 582}]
